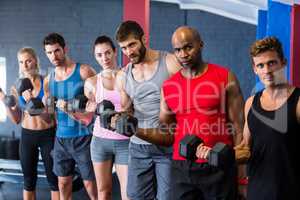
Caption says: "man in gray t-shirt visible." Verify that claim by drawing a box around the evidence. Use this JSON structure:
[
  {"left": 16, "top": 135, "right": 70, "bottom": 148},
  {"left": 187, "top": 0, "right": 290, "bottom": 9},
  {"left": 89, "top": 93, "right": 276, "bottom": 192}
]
[{"left": 115, "top": 20, "right": 181, "bottom": 200}]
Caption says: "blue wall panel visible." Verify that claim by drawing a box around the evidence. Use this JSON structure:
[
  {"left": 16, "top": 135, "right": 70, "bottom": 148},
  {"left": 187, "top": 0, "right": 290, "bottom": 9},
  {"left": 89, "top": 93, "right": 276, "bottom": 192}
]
[
  {"left": 257, "top": 10, "right": 268, "bottom": 39},
  {"left": 267, "top": 0, "right": 291, "bottom": 80},
  {"left": 255, "top": 10, "right": 268, "bottom": 92}
]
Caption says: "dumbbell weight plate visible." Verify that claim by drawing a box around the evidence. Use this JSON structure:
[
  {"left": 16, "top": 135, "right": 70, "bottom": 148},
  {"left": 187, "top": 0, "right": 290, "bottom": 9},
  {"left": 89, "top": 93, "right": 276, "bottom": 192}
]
[
  {"left": 4, "top": 95, "right": 16, "bottom": 107},
  {"left": 25, "top": 98, "right": 45, "bottom": 116},
  {"left": 179, "top": 135, "right": 202, "bottom": 161},
  {"left": 16, "top": 78, "right": 33, "bottom": 96}
]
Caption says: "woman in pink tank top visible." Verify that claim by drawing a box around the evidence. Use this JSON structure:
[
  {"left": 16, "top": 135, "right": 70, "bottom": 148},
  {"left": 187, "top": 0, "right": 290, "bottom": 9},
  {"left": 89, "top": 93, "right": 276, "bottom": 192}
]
[{"left": 84, "top": 36, "right": 129, "bottom": 200}]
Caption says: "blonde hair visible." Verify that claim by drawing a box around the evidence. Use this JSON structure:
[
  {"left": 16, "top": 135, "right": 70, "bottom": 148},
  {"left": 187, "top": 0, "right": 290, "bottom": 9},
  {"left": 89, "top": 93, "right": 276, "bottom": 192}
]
[{"left": 17, "top": 47, "right": 40, "bottom": 78}]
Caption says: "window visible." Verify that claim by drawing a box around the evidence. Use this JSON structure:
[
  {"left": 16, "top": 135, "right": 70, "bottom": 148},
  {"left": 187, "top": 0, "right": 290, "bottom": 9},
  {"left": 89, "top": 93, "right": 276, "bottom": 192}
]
[{"left": 0, "top": 57, "right": 7, "bottom": 122}]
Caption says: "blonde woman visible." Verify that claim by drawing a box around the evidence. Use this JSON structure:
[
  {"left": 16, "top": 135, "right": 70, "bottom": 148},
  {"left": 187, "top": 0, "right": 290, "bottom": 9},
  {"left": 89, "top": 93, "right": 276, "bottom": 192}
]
[{"left": 0, "top": 47, "right": 59, "bottom": 200}]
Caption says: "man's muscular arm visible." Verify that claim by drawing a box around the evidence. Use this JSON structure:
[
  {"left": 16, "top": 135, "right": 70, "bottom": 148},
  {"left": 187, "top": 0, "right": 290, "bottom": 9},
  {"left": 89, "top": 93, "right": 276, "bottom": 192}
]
[
  {"left": 234, "top": 96, "right": 253, "bottom": 163},
  {"left": 165, "top": 53, "right": 181, "bottom": 76},
  {"left": 64, "top": 64, "right": 96, "bottom": 125},
  {"left": 116, "top": 68, "right": 134, "bottom": 113},
  {"left": 135, "top": 89, "right": 176, "bottom": 146},
  {"left": 226, "top": 71, "right": 245, "bottom": 145},
  {"left": 296, "top": 96, "right": 300, "bottom": 123}
]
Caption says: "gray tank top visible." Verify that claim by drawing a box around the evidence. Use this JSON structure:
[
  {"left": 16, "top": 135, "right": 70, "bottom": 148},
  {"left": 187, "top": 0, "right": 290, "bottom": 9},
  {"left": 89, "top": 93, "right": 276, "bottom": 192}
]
[{"left": 125, "top": 51, "right": 169, "bottom": 144}]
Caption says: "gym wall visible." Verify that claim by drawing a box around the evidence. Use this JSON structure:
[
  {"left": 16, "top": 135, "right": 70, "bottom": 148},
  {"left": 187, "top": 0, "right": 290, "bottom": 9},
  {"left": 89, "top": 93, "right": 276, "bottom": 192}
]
[{"left": 0, "top": 0, "right": 256, "bottom": 136}]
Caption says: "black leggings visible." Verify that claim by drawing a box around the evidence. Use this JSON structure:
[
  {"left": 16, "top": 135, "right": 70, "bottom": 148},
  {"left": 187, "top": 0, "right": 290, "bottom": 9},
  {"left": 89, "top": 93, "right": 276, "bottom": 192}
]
[{"left": 20, "top": 127, "right": 58, "bottom": 191}]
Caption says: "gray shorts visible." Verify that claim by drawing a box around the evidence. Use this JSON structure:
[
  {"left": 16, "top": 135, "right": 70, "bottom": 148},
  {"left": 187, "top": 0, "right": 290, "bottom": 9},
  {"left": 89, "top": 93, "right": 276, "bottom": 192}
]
[
  {"left": 90, "top": 136, "right": 129, "bottom": 165},
  {"left": 127, "top": 142, "right": 173, "bottom": 200},
  {"left": 52, "top": 135, "right": 95, "bottom": 181}
]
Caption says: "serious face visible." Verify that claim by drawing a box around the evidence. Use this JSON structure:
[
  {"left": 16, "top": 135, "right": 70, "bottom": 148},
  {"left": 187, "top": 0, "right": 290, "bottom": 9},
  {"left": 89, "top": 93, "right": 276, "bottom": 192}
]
[
  {"left": 18, "top": 52, "right": 38, "bottom": 77},
  {"left": 94, "top": 42, "right": 117, "bottom": 70},
  {"left": 252, "top": 50, "right": 286, "bottom": 87},
  {"left": 44, "top": 43, "right": 66, "bottom": 67},
  {"left": 172, "top": 28, "right": 203, "bottom": 69},
  {"left": 118, "top": 35, "right": 146, "bottom": 64}
]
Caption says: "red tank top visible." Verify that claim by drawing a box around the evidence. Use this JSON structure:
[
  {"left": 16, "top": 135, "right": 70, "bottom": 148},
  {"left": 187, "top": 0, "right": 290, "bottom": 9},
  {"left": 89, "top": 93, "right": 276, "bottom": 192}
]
[{"left": 162, "top": 63, "right": 233, "bottom": 163}]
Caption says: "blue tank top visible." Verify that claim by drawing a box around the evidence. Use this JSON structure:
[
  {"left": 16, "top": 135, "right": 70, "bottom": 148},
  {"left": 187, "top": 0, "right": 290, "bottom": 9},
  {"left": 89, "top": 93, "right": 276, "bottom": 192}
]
[
  {"left": 19, "top": 76, "right": 44, "bottom": 110},
  {"left": 49, "top": 63, "right": 89, "bottom": 138}
]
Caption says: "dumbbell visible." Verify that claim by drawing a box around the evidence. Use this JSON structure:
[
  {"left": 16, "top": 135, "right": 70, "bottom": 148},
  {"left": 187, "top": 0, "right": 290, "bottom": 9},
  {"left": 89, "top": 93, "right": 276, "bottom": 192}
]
[
  {"left": 115, "top": 113, "right": 138, "bottom": 137},
  {"left": 16, "top": 78, "right": 34, "bottom": 95},
  {"left": 45, "top": 96, "right": 57, "bottom": 113},
  {"left": 16, "top": 78, "right": 44, "bottom": 116},
  {"left": 96, "top": 100, "right": 117, "bottom": 129},
  {"left": 66, "top": 94, "right": 88, "bottom": 112},
  {"left": 179, "top": 135, "right": 234, "bottom": 168},
  {"left": 0, "top": 87, "right": 17, "bottom": 107},
  {"left": 96, "top": 100, "right": 138, "bottom": 137}
]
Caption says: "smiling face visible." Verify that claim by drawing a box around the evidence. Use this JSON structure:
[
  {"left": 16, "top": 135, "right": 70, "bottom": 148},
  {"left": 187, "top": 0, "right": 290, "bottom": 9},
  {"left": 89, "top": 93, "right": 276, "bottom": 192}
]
[
  {"left": 94, "top": 42, "right": 117, "bottom": 70},
  {"left": 118, "top": 35, "right": 146, "bottom": 64},
  {"left": 44, "top": 43, "right": 67, "bottom": 67},
  {"left": 172, "top": 27, "right": 203, "bottom": 70},
  {"left": 18, "top": 52, "right": 39, "bottom": 77},
  {"left": 252, "top": 50, "right": 286, "bottom": 88}
]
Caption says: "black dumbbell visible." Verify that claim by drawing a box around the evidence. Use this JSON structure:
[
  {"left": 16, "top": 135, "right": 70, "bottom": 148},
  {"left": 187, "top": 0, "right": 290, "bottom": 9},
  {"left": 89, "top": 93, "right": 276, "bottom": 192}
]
[
  {"left": 179, "top": 134, "right": 202, "bottom": 161},
  {"left": 16, "top": 78, "right": 44, "bottom": 116},
  {"left": 45, "top": 96, "right": 57, "bottom": 113},
  {"left": 115, "top": 113, "right": 138, "bottom": 137},
  {"left": 66, "top": 94, "right": 88, "bottom": 113},
  {"left": 96, "top": 100, "right": 117, "bottom": 129},
  {"left": 24, "top": 98, "right": 45, "bottom": 116},
  {"left": 179, "top": 135, "right": 234, "bottom": 168},
  {"left": 0, "top": 87, "right": 17, "bottom": 107},
  {"left": 16, "top": 78, "right": 33, "bottom": 96}
]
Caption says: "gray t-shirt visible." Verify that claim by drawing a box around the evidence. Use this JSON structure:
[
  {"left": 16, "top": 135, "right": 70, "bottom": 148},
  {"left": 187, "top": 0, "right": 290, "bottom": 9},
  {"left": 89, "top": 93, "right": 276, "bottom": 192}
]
[{"left": 124, "top": 51, "right": 169, "bottom": 144}]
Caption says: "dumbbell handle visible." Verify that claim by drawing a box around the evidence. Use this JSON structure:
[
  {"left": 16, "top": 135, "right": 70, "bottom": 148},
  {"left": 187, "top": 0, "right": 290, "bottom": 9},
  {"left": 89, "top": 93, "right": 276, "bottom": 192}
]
[{"left": 195, "top": 143, "right": 212, "bottom": 160}]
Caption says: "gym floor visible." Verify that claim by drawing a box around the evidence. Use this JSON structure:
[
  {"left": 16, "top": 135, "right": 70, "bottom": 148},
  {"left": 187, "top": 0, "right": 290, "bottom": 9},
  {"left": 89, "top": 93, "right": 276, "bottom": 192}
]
[{"left": 0, "top": 174, "right": 121, "bottom": 200}]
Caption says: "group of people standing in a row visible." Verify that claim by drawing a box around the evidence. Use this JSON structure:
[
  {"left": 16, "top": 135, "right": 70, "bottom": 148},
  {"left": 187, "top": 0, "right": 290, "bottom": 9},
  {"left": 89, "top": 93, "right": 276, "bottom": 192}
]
[{"left": 0, "top": 20, "right": 299, "bottom": 200}]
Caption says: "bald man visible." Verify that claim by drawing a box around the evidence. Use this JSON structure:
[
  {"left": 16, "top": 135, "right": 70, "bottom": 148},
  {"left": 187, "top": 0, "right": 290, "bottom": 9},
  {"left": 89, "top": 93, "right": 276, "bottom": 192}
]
[{"left": 158, "top": 26, "right": 244, "bottom": 199}]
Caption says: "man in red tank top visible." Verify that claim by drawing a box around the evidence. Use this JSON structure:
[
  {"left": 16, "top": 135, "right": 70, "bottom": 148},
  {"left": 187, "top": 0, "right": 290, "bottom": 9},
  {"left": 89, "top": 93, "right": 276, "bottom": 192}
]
[{"left": 161, "top": 26, "right": 244, "bottom": 199}]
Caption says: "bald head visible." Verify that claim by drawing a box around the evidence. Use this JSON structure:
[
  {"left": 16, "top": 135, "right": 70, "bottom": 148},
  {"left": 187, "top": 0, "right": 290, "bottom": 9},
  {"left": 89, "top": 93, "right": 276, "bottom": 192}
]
[
  {"left": 172, "top": 26, "right": 202, "bottom": 45},
  {"left": 171, "top": 26, "right": 204, "bottom": 69}
]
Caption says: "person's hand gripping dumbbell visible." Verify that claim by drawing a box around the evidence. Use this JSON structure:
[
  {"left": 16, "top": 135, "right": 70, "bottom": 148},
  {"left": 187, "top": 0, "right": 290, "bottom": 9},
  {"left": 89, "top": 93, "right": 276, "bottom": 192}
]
[
  {"left": 179, "top": 135, "right": 234, "bottom": 168},
  {"left": 55, "top": 94, "right": 88, "bottom": 113},
  {"left": 43, "top": 96, "right": 57, "bottom": 114},
  {"left": 95, "top": 100, "right": 117, "bottom": 129},
  {"left": 66, "top": 94, "right": 88, "bottom": 113},
  {"left": 16, "top": 78, "right": 44, "bottom": 116},
  {"left": 0, "top": 87, "right": 17, "bottom": 107},
  {"left": 96, "top": 100, "right": 138, "bottom": 137}
]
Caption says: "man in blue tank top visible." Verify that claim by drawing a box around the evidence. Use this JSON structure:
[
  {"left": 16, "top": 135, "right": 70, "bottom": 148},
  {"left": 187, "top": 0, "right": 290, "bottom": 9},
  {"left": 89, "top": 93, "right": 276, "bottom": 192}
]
[
  {"left": 115, "top": 21, "right": 181, "bottom": 200},
  {"left": 43, "top": 33, "right": 97, "bottom": 200}
]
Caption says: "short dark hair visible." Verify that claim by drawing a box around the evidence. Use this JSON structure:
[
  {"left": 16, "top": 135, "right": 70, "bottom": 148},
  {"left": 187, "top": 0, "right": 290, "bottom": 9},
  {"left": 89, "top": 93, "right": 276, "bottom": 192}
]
[
  {"left": 115, "top": 20, "right": 144, "bottom": 42},
  {"left": 94, "top": 35, "right": 116, "bottom": 51},
  {"left": 250, "top": 36, "right": 285, "bottom": 63},
  {"left": 43, "top": 33, "right": 66, "bottom": 48}
]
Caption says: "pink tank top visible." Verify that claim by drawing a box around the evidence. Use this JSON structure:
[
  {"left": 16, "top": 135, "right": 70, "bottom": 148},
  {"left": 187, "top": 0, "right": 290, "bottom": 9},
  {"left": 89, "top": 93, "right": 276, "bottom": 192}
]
[{"left": 93, "top": 73, "right": 129, "bottom": 140}]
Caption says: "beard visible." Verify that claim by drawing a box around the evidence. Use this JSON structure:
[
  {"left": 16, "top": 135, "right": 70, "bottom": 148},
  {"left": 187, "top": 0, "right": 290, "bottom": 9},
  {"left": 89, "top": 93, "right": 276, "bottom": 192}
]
[
  {"left": 130, "top": 44, "right": 146, "bottom": 64},
  {"left": 51, "top": 55, "right": 66, "bottom": 67},
  {"left": 178, "top": 51, "right": 203, "bottom": 70}
]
